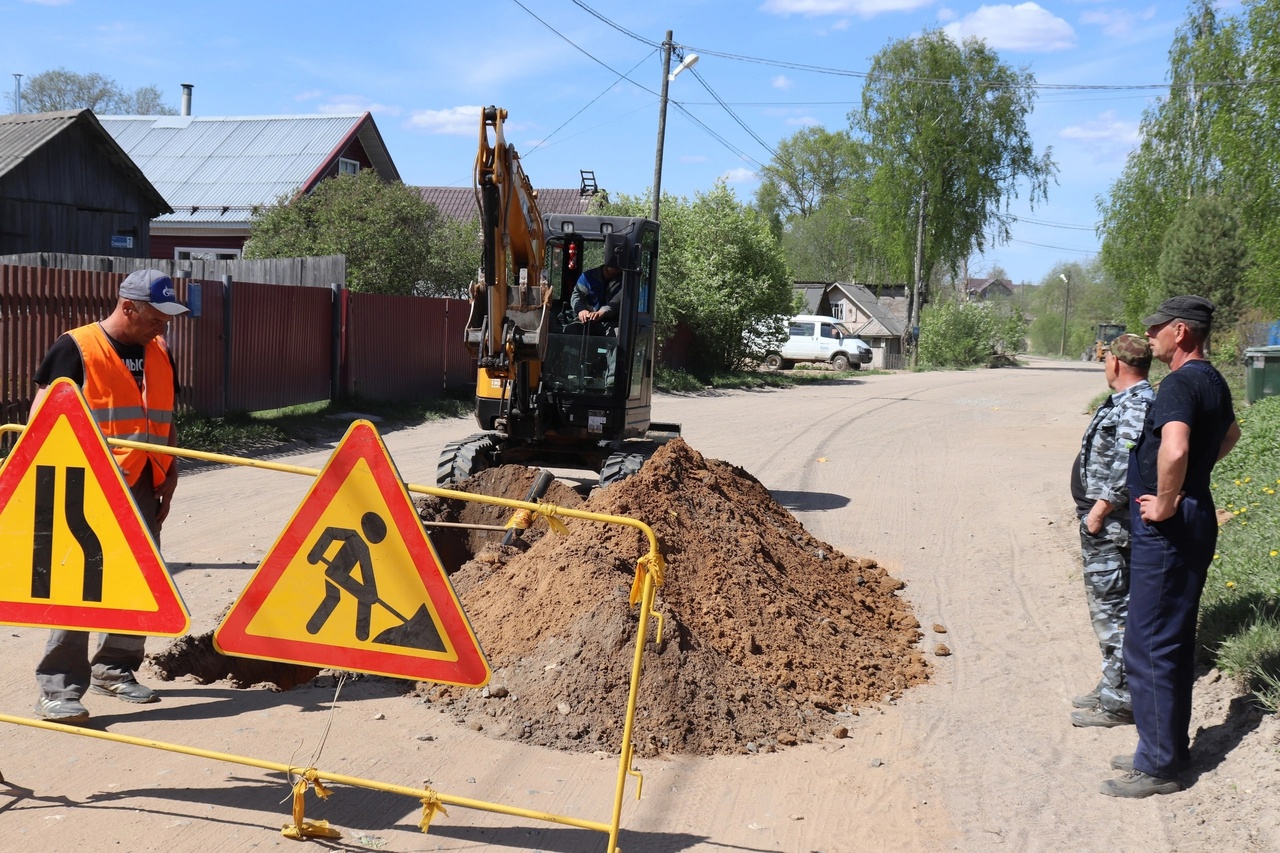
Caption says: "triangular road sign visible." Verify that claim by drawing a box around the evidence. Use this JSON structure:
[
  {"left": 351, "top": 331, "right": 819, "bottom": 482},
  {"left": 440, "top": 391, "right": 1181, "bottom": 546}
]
[
  {"left": 214, "top": 421, "right": 490, "bottom": 687},
  {"left": 0, "top": 378, "right": 189, "bottom": 635}
]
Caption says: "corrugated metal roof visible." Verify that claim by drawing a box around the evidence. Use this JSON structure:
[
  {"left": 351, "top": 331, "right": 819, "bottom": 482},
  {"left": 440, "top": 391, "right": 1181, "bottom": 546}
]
[
  {"left": 417, "top": 185, "right": 601, "bottom": 222},
  {"left": 0, "top": 110, "right": 170, "bottom": 213},
  {"left": 99, "top": 114, "right": 399, "bottom": 224}
]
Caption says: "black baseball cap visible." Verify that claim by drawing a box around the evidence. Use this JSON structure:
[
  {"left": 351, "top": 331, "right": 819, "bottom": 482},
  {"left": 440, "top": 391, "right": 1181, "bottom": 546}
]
[{"left": 1141, "top": 295, "right": 1214, "bottom": 327}]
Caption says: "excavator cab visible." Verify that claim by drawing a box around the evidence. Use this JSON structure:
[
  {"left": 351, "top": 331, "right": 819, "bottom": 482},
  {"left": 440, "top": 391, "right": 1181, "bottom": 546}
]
[{"left": 439, "top": 106, "right": 678, "bottom": 487}]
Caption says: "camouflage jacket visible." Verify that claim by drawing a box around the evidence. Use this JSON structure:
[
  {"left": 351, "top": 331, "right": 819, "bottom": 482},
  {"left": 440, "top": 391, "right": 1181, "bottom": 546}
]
[{"left": 1079, "top": 380, "right": 1156, "bottom": 509}]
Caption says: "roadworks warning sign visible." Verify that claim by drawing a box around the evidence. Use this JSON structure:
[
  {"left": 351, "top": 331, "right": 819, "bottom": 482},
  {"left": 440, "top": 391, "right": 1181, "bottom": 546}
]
[{"left": 214, "top": 421, "right": 489, "bottom": 687}]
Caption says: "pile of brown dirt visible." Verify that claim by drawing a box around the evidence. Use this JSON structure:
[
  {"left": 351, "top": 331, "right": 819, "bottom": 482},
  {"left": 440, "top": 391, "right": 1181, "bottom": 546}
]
[{"left": 418, "top": 438, "right": 927, "bottom": 756}]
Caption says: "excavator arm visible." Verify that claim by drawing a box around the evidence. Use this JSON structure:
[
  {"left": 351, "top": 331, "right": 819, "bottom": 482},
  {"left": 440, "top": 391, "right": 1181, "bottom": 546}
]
[{"left": 466, "top": 106, "right": 549, "bottom": 376}]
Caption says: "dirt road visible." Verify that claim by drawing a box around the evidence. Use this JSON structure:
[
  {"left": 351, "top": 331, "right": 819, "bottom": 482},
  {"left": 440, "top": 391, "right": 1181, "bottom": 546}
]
[{"left": 2, "top": 357, "right": 1277, "bottom": 852}]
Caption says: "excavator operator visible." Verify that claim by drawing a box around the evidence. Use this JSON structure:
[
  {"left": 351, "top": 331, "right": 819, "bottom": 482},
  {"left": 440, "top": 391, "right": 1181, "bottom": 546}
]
[{"left": 572, "top": 263, "right": 623, "bottom": 328}]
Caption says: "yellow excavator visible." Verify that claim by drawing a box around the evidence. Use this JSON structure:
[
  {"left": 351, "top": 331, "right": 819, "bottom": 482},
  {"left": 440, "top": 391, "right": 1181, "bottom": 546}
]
[{"left": 437, "top": 106, "right": 679, "bottom": 486}]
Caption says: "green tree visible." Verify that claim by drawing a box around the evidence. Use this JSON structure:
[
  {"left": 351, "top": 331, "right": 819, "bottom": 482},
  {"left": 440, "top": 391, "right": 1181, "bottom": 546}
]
[
  {"left": 244, "top": 170, "right": 439, "bottom": 295},
  {"left": 852, "top": 30, "right": 1056, "bottom": 335},
  {"left": 755, "top": 127, "right": 868, "bottom": 225},
  {"left": 422, "top": 215, "right": 481, "bottom": 298},
  {"left": 606, "top": 182, "right": 794, "bottom": 375},
  {"left": 10, "top": 68, "right": 177, "bottom": 114},
  {"left": 1157, "top": 195, "right": 1247, "bottom": 322},
  {"left": 1097, "top": 2, "right": 1246, "bottom": 324}
]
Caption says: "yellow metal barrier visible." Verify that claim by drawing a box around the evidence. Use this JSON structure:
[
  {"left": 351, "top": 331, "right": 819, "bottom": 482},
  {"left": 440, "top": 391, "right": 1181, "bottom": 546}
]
[{"left": 0, "top": 424, "right": 665, "bottom": 851}]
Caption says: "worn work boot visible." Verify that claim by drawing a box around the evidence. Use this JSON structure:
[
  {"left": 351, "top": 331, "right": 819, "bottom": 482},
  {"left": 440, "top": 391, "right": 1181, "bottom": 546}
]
[
  {"left": 1111, "top": 753, "right": 1134, "bottom": 772},
  {"left": 1072, "top": 686, "right": 1102, "bottom": 708},
  {"left": 1099, "top": 769, "right": 1181, "bottom": 798},
  {"left": 35, "top": 696, "right": 90, "bottom": 724},
  {"left": 90, "top": 679, "right": 158, "bottom": 704},
  {"left": 1071, "top": 706, "right": 1134, "bottom": 727}
]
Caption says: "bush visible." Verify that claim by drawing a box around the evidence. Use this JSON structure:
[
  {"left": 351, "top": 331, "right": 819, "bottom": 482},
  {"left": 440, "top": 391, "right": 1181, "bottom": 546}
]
[{"left": 918, "top": 298, "right": 1027, "bottom": 368}]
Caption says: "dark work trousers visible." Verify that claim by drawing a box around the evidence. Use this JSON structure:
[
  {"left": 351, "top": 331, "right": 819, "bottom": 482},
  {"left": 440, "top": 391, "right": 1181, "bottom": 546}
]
[
  {"left": 35, "top": 468, "right": 161, "bottom": 700},
  {"left": 1125, "top": 462, "right": 1216, "bottom": 780}
]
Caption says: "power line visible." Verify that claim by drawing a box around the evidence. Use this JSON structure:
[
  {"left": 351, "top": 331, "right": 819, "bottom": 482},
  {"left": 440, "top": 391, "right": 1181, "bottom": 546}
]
[
  {"left": 571, "top": 0, "right": 660, "bottom": 47},
  {"left": 523, "top": 50, "right": 658, "bottom": 158},
  {"left": 676, "top": 42, "right": 1280, "bottom": 93},
  {"left": 1014, "top": 216, "right": 1099, "bottom": 231},
  {"left": 686, "top": 66, "right": 778, "bottom": 159},
  {"left": 1009, "top": 237, "right": 1098, "bottom": 255}
]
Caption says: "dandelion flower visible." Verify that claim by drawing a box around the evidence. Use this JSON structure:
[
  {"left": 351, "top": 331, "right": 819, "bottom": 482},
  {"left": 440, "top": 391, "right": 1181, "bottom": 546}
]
[
  {"left": 1246, "top": 477, "right": 1253, "bottom": 483},
  {"left": 1227, "top": 581, "right": 1236, "bottom": 588},
  {"left": 1214, "top": 554, "right": 1220, "bottom": 560},
  {"left": 1271, "top": 550, "right": 1278, "bottom": 557}
]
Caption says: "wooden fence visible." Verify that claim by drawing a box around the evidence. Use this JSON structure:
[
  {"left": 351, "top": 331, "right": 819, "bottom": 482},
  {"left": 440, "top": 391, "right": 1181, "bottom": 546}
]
[
  {"left": 0, "top": 253, "right": 346, "bottom": 289},
  {"left": 1, "top": 264, "right": 474, "bottom": 427}
]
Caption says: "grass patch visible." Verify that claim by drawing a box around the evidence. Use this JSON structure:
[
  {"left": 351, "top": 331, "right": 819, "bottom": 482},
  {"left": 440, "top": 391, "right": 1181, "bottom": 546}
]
[
  {"left": 175, "top": 393, "right": 473, "bottom": 456},
  {"left": 1200, "top": 392, "right": 1280, "bottom": 710}
]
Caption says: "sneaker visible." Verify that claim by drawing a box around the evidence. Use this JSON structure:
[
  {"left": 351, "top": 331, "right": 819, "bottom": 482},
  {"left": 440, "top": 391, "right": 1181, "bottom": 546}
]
[
  {"left": 1099, "top": 769, "right": 1181, "bottom": 798},
  {"left": 1072, "top": 687, "right": 1102, "bottom": 709},
  {"left": 89, "top": 679, "right": 157, "bottom": 704},
  {"left": 35, "top": 696, "right": 90, "bottom": 724},
  {"left": 1071, "top": 706, "right": 1134, "bottom": 727}
]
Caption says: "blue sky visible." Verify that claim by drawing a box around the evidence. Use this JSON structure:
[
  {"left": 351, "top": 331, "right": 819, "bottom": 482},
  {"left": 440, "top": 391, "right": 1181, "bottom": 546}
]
[{"left": 3, "top": 0, "right": 1209, "bottom": 285}]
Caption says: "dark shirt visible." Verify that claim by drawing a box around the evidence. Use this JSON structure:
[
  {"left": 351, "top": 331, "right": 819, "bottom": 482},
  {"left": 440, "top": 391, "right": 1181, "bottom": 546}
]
[
  {"left": 34, "top": 327, "right": 179, "bottom": 394},
  {"left": 571, "top": 267, "right": 622, "bottom": 320},
  {"left": 1133, "top": 360, "right": 1234, "bottom": 496}
]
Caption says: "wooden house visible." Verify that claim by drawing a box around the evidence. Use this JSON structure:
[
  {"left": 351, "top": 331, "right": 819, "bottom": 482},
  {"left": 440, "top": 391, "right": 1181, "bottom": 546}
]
[
  {"left": 0, "top": 110, "right": 170, "bottom": 256},
  {"left": 98, "top": 112, "right": 399, "bottom": 261}
]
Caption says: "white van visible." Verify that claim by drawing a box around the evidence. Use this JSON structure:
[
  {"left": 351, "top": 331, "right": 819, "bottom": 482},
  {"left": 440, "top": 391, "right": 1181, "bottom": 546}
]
[{"left": 763, "top": 314, "right": 873, "bottom": 371}]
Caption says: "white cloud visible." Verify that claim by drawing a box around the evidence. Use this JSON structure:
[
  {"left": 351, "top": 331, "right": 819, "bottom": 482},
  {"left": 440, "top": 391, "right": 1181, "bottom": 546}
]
[
  {"left": 294, "top": 90, "right": 325, "bottom": 103},
  {"left": 761, "top": 0, "right": 934, "bottom": 17},
  {"left": 1060, "top": 110, "right": 1140, "bottom": 145},
  {"left": 1059, "top": 109, "right": 1141, "bottom": 163},
  {"left": 1079, "top": 6, "right": 1157, "bottom": 38},
  {"left": 937, "top": 7, "right": 958, "bottom": 22},
  {"left": 679, "top": 154, "right": 709, "bottom": 164},
  {"left": 408, "top": 105, "right": 484, "bottom": 135},
  {"left": 772, "top": 75, "right": 794, "bottom": 90},
  {"left": 942, "top": 3, "right": 1075, "bottom": 52},
  {"left": 786, "top": 116, "right": 820, "bottom": 126},
  {"left": 721, "top": 167, "right": 757, "bottom": 183},
  {"left": 317, "top": 96, "right": 401, "bottom": 117}
]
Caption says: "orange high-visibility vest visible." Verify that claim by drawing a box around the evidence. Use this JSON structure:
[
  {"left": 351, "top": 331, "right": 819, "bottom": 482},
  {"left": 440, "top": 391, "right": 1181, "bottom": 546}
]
[{"left": 67, "top": 323, "right": 175, "bottom": 488}]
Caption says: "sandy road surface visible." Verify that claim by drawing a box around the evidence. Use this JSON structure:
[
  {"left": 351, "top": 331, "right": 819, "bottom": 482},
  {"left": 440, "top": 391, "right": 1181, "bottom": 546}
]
[{"left": 2, "top": 357, "right": 1277, "bottom": 852}]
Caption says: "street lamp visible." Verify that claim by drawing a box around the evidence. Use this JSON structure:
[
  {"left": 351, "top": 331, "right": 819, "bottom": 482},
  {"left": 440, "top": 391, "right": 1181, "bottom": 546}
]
[
  {"left": 1059, "top": 272, "right": 1070, "bottom": 356},
  {"left": 651, "top": 31, "right": 698, "bottom": 222},
  {"left": 12, "top": 73, "right": 22, "bottom": 113}
]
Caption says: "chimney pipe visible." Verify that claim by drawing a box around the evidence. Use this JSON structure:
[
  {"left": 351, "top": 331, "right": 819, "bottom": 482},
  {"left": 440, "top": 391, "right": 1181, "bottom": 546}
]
[{"left": 181, "top": 83, "right": 193, "bottom": 116}]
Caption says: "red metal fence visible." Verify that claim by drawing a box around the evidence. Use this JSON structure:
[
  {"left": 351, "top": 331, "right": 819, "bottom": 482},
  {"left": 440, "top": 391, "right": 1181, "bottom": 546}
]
[{"left": 1, "top": 265, "right": 474, "bottom": 425}]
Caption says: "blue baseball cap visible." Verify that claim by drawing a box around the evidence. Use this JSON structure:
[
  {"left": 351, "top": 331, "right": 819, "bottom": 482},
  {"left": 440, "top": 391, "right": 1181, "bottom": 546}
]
[{"left": 119, "top": 269, "right": 189, "bottom": 316}]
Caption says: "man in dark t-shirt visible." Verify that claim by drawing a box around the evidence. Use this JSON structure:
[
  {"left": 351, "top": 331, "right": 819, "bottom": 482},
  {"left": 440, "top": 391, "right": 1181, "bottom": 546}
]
[{"left": 1099, "top": 295, "right": 1240, "bottom": 799}]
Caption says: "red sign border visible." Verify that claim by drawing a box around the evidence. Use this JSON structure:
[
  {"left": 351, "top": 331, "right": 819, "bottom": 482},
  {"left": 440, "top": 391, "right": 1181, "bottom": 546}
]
[
  {"left": 0, "top": 378, "right": 189, "bottom": 635},
  {"left": 214, "top": 421, "right": 490, "bottom": 687}
]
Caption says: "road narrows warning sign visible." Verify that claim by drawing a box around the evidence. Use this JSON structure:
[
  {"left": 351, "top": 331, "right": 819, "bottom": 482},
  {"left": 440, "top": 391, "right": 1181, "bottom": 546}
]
[
  {"left": 214, "top": 421, "right": 490, "bottom": 687},
  {"left": 0, "top": 378, "right": 189, "bottom": 635}
]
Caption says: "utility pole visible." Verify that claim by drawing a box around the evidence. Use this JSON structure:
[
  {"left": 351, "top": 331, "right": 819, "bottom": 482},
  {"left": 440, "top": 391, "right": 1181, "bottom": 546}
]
[
  {"left": 1059, "top": 272, "right": 1070, "bottom": 356},
  {"left": 908, "top": 182, "right": 927, "bottom": 368},
  {"left": 12, "top": 74, "right": 22, "bottom": 113},
  {"left": 651, "top": 32, "right": 697, "bottom": 222},
  {"left": 651, "top": 32, "right": 674, "bottom": 223}
]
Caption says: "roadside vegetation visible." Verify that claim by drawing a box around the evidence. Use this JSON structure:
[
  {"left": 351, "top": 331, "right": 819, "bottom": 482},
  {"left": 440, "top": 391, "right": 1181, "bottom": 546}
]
[
  {"left": 1201, "top": 389, "right": 1280, "bottom": 711},
  {"left": 173, "top": 395, "right": 471, "bottom": 457},
  {"left": 655, "top": 364, "right": 879, "bottom": 393}
]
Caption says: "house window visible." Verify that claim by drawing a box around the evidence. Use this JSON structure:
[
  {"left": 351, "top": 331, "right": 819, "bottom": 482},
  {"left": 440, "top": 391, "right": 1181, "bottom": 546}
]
[
  {"left": 338, "top": 157, "right": 360, "bottom": 176},
  {"left": 176, "top": 247, "right": 241, "bottom": 261}
]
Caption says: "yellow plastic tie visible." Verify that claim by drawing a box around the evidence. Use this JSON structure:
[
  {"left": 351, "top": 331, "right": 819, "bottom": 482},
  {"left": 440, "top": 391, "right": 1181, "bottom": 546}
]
[
  {"left": 535, "top": 502, "right": 570, "bottom": 536},
  {"left": 505, "top": 508, "right": 534, "bottom": 530},
  {"left": 418, "top": 789, "right": 450, "bottom": 833},
  {"left": 281, "top": 769, "right": 340, "bottom": 840},
  {"left": 629, "top": 550, "right": 666, "bottom": 604}
]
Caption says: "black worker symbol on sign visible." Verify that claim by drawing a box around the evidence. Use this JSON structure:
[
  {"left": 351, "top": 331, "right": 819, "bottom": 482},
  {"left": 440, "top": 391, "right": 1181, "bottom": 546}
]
[{"left": 304, "top": 512, "right": 446, "bottom": 652}]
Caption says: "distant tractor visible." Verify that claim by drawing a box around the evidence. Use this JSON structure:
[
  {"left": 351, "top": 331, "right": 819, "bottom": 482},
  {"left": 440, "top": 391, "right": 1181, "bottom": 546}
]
[{"left": 1094, "top": 323, "right": 1126, "bottom": 361}]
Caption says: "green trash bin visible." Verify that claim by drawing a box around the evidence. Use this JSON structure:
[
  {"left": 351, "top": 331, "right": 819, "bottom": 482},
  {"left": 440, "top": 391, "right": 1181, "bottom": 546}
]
[{"left": 1244, "top": 345, "right": 1280, "bottom": 404}]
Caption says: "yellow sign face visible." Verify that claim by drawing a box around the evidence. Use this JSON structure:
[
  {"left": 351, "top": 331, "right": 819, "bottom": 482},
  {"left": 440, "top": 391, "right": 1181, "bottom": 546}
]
[
  {"left": 215, "top": 421, "right": 489, "bottom": 686},
  {"left": 0, "top": 379, "right": 188, "bottom": 635}
]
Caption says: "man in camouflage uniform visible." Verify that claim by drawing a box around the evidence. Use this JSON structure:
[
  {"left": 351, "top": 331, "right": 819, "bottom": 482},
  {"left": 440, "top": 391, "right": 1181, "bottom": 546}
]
[{"left": 1069, "top": 333, "right": 1155, "bottom": 727}]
